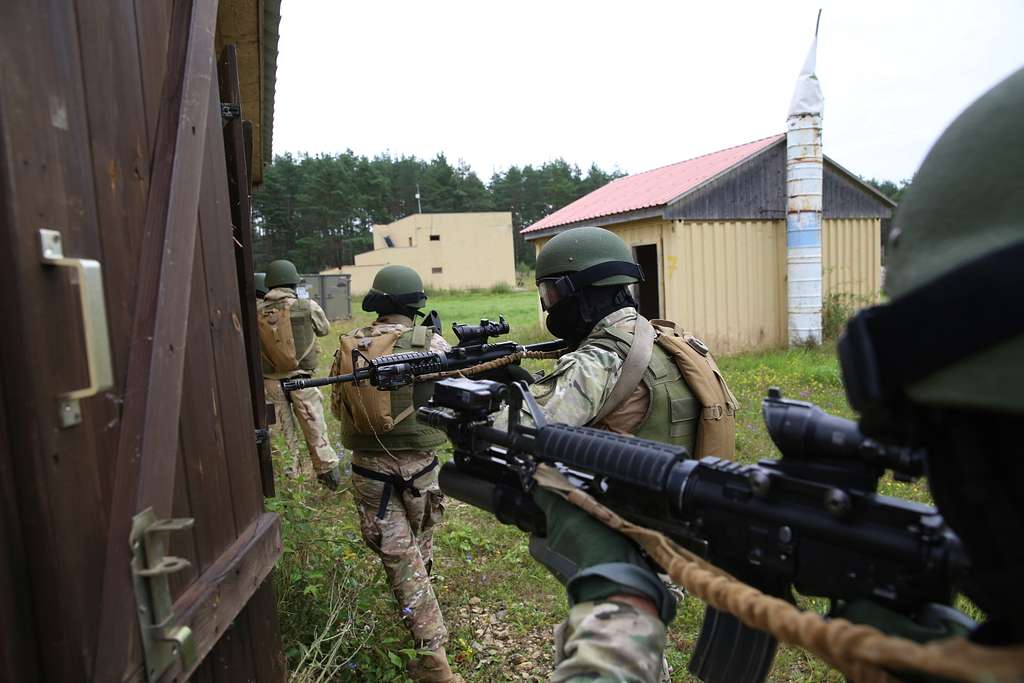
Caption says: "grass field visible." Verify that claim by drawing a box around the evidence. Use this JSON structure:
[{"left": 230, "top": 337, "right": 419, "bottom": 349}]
[{"left": 270, "top": 289, "right": 932, "bottom": 682}]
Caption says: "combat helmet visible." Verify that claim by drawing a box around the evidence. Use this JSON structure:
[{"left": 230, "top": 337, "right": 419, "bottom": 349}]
[
  {"left": 362, "top": 265, "right": 428, "bottom": 314},
  {"left": 265, "top": 259, "right": 301, "bottom": 289},
  {"left": 254, "top": 272, "right": 268, "bottom": 298},
  {"left": 839, "top": 66, "right": 1024, "bottom": 430},
  {"left": 534, "top": 226, "right": 643, "bottom": 310}
]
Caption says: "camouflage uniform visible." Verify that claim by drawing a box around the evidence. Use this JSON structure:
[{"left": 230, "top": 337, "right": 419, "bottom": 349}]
[
  {"left": 344, "top": 315, "right": 452, "bottom": 650},
  {"left": 552, "top": 601, "right": 667, "bottom": 683},
  {"left": 260, "top": 288, "right": 340, "bottom": 475},
  {"left": 512, "top": 306, "right": 683, "bottom": 683}
]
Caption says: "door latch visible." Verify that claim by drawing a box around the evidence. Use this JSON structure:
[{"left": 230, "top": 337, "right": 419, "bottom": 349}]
[{"left": 130, "top": 507, "right": 197, "bottom": 681}]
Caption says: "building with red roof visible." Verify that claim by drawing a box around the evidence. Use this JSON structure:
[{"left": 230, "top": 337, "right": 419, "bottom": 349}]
[{"left": 523, "top": 135, "right": 894, "bottom": 354}]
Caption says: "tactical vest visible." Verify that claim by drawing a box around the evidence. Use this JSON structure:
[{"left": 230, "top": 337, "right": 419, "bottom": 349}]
[
  {"left": 258, "top": 296, "right": 318, "bottom": 375},
  {"left": 588, "top": 325, "right": 700, "bottom": 453},
  {"left": 334, "top": 325, "right": 448, "bottom": 453}
]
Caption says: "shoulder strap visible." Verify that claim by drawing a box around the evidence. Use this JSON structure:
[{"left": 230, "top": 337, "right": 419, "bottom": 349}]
[{"left": 591, "top": 316, "right": 655, "bottom": 425}]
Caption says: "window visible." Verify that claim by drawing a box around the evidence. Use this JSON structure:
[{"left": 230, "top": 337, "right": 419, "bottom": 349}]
[
  {"left": 430, "top": 234, "right": 441, "bottom": 241},
  {"left": 432, "top": 267, "right": 443, "bottom": 274}
]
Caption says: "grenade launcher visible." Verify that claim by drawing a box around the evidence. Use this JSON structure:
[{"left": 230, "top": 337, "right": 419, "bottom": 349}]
[{"left": 419, "top": 377, "right": 972, "bottom": 683}]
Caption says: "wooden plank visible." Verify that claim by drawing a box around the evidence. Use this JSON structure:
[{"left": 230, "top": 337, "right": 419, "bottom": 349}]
[
  {"left": 92, "top": 0, "right": 221, "bottom": 678},
  {"left": 168, "top": 442, "right": 200, "bottom": 601},
  {"left": 196, "top": 67, "right": 281, "bottom": 681},
  {"left": 155, "top": 512, "right": 282, "bottom": 683},
  {"left": 220, "top": 43, "right": 275, "bottom": 498},
  {"left": 0, "top": 0, "right": 122, "bottom": 677},
  {"left": 133, "top": 0, "right": 172, "bottom": 154},
  {"left": 0, "top": 388, "right": 41, "bottom": 681},
  {"left": 189, "top": 99, "right": 259, "bottom": 683}
]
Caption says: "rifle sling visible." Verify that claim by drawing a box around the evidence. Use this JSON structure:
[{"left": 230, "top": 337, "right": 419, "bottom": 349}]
[{"left": 590, "top": 316, "right": 655, "bottom": 425}]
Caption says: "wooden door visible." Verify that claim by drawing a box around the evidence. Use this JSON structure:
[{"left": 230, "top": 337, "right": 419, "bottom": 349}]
[{"left": 0, "top": 0, "right": 284, "bottom": 680}]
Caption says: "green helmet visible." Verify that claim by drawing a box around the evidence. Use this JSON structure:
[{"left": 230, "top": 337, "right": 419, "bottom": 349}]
[
  {"left": 254, "top": 272, "right": 268, "bottom": 298},
  {"left": 839, "top": 66, "right": 1024, "bottom": 424},
  {"left": 535, "top": 227, "right": 643, "bottom": 310},
  {"left": 265, "top": 259, "right": 301, "bottom": 289},
  {"left": 362, "top": 265, "right": 428, "bottom": 313}
]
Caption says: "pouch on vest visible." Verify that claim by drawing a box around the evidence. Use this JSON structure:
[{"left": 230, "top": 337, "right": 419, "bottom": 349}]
[
  {"left": 331, "top": 327, "right": 430, "bottom": 435},
  {"left": 259, "top": 299, "right": 299, "bottom": 372},
  {"left": 650, "top": 319, "right": 739, "bottom": 459}
]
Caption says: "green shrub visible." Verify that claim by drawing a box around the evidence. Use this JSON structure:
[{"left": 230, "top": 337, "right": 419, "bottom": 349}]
[{"left": 822, "top": 292, "right": 878, "bottom": 340}]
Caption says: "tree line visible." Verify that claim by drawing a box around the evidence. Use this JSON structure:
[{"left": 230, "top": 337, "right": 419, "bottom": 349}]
[
  {"left": 251, "top": 152, "right": 624, "bottom": 273},
  {"left": 251, "top": 151, "right": 912, "bottom": 275}
]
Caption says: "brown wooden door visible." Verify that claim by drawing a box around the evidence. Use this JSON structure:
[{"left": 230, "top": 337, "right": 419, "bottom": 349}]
[{"left": 0, "top": 0, "right": 284, "bottom": 680}]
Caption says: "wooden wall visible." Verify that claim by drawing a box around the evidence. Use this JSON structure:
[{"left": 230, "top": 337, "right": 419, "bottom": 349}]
[{"left": 0, "top": 0, "right": 283, "bottom": 680}]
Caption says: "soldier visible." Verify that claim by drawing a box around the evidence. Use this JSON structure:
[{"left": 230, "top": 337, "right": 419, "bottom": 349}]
[
  {"left": 515, "top": 226, "right": 736, "bottom": 459},
  {"left": 538, "top": 67, "right": 1024, "bottom": 682},
  {"left": 332, "top": 265, "right": 461, "bottom": 683},
  {"left": 495, "top": 226, "right": 735, "bottom": 681},
  {"left": 258, "top": 259, "right": 342, "bottom": 489}
]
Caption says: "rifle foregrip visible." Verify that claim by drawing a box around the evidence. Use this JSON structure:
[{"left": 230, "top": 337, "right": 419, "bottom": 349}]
[{"left": 535, "top": 424, "right": 687, "bottom": 490}]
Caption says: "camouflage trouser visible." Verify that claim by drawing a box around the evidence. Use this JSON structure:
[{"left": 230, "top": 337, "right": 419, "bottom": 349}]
[
  {"left": 264, "top": 380, "right": 339, "bottom": 475},
  {"left": 351, "top": 450, "right": 447, "bottom": 650},
  {"left": 552, "top": 600, "right": 667, "bottom": 683}
]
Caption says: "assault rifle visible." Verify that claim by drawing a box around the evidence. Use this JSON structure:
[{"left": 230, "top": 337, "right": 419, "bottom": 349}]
[
  {"left": 418, "top": 378, "right": 972, "bottom": 683},
  {"left": 281, "top": 318, "right": 565, "bottom": 392}
]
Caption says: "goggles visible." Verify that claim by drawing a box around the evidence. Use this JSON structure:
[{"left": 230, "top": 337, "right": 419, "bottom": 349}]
[{"left": 537, "top": 261, "right": 644, "bottom": 311}]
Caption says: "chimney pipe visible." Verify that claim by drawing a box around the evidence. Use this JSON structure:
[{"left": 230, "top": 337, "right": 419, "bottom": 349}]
[{"left": 786, "top": 11, "right": 824, "bottom": 345}]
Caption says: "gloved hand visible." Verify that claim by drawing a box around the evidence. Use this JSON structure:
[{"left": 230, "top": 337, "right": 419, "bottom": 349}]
[
  {"left": 832, "top": 600, "right": 974, "bottom": 643},
  {"left": 531, "top": 487, "right": 677, "bottom": 624},
  {"left": 474, "top": 362, "right": 536, "bottom": 386},
  {"left": 317, "top": 465, "right": 342, "bottom": 491}
]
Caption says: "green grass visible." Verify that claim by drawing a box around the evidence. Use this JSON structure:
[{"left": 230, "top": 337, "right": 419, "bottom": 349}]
[{"left": 273, "top": 290, "right": 938, "bottom": 681}]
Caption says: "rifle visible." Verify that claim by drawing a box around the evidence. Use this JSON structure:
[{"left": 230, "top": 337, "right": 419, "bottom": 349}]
[
  {"left": 418, "top": 377, "right": 972, "bottom": 683},
  {"left": 281, "top": 317, "right": 565, "bottom": 392}
]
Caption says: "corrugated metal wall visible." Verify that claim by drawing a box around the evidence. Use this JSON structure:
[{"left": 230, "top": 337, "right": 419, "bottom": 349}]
[
  {"left": 529, "top": 216, "right": 881, "bottom": 355},
  {"left": 822, "top": 218, "right": 882, "bottom": 301},
  {"left": 667, "top": 220, "right": 787, "bottom": 354}
]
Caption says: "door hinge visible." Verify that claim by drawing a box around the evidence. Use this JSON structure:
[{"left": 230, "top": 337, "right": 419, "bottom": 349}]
[{"left": 131, "top": 507, "right": 197, "bottom": 682}]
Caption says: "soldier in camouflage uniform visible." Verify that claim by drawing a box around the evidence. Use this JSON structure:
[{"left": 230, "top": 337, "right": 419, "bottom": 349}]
[
  {"left": 259, "top": 260, "right": 341, "bottom": 489},
  {"left": 333, "top": 265, "right": 461, "bottom": 683},
  {"left": 493, "top": 227, "right": 702, "bottom": 682}
]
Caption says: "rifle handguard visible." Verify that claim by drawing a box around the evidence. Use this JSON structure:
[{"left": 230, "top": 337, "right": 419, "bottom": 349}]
[{"left": 535, "top": 424, "right": 688, "bottom": 490}]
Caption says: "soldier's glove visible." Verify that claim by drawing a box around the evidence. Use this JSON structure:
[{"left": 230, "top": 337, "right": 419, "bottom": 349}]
[
  {"left": 317, "top": 465, "right": 342, "bottom": 491},
  {"left": 530, "top": 487, "right": 677, "bottom": 625}
]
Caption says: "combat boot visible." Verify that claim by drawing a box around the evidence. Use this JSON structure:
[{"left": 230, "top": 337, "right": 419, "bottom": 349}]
[{"left": 407, "top": 646, "right": 463, "bottom": 683}]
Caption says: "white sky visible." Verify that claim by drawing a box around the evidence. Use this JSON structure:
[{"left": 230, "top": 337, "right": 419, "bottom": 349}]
[{"left": 272, "top": 0, "right": 1024, "bottom": 182}]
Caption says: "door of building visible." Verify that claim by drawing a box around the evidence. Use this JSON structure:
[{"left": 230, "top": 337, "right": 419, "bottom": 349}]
[
  {"left": 632, "top": 244, "right": 662, "bottom": 320},
  {"left": 0, "top": 1, "right": 283, "bottom": 680}
]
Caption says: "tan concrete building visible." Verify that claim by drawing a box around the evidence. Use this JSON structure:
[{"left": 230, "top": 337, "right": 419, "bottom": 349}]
[
  {"left": 326, "top": 212, "right": 516, "bottom": 293},
  {"left": 523, "top": 135, "right": 895, "bottom": 355}
]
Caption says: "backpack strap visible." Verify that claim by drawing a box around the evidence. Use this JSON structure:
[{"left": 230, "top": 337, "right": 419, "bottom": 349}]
[{"left": 591, "top": 316, "right": 655, "bottom": 425}]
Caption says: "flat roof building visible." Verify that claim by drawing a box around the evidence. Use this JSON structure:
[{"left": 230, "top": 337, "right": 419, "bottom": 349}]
[{"left": 326, "top": 212, "right": 517, "bottom": 293}]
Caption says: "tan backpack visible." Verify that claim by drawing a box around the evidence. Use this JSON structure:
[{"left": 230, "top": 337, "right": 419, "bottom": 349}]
[
  {"left": 259, "top": 299, "right": 298, "bottom": 372},
  {"left": 650, "top": 319, "right": 739, "bottom": 459},
  {"left": 330, "top": 327, "right": 431, "bottom": 434}
]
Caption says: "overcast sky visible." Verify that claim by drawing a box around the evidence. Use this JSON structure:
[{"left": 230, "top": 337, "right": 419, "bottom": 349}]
[{"left": 272, "top": 0, "right": 1024, "bottom": 183}]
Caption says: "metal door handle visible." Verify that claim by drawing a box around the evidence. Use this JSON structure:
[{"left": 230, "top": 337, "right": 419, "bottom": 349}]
[{"left": 39, "top": 229, "right": 114, "bottom": 426}]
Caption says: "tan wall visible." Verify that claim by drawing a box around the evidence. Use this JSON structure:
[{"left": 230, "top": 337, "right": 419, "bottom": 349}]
[
  {"left": 531, "top": 217, "right": 881, "bottom": 355},
  {"left": 333, "top": 212, "right": 516, "bottom": 293},
  {"left": 822, "top": 218, "right": 882, "bottom": 302}
]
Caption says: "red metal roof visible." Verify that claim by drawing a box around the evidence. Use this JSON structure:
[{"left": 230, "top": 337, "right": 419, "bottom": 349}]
[{"left": 523, "top": 134, "right": 785, "bottom": 234}]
